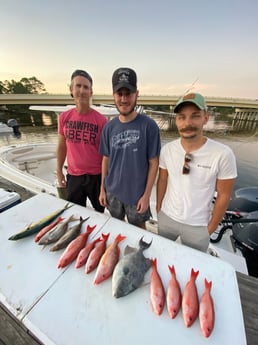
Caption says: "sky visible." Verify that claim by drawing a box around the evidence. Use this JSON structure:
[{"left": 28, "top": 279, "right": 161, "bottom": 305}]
[{"left": 1, "top": 0, "right": 258, "bottom": 99}]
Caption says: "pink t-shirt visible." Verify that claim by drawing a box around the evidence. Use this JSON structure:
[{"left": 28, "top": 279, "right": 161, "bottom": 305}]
[{"left": 58, "top": 107, "right": 108, "bottom": 175}]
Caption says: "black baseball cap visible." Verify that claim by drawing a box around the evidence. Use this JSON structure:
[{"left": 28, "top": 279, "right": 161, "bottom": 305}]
[
  {"left": 71, "top": 69, "right": 93, "bottom": 86},
  {"left": 112, "top": 67, "right": 137, "bottom": 93}
]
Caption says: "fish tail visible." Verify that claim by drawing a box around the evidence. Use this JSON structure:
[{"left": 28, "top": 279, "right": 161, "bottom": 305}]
[
  {"left": 191, "top": 268, "right": 199, "bottom": 280},
  {"left": 64, "top": 202, "right": 73, "bottom": 210},
  {"left": 101, "top": 232, "right": 110, "bottom": 241},
  {"left": 204, "top": 278, "right": 212, "bottom": 291},
  {"left": 168, "top": 265, "right": 176, "bottom": 276},
  {"left": 81, "top": 216, "right": 90, "bottom": 224},
  {"left": 139, "top": 236, "right": 152, "bottom": 251},
  {"left": 86, "top": 224, "right": 97, "bottom": 234},
  {"left": 115, "top": 233, "right": 126, "bottom": 243},
  {"left": 94, "top": 236, "right": 102, "bottom": 244},
  {"left": 152, "top": 257, "right": 157, "bottom": 268}
]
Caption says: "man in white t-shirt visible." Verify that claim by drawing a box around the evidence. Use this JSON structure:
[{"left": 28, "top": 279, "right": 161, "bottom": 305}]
[{"left": 156, "top": 92, "right": 237, "bottom": 252}]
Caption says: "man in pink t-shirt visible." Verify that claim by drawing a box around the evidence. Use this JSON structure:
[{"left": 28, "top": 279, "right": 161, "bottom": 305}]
[{"left": 57, "top": 69, "right": 107, "bottom": 212}]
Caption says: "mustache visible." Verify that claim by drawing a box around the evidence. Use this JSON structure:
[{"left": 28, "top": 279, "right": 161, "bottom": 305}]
[{"left": 180, "top": 126, "right": 198, "bottom": 132}]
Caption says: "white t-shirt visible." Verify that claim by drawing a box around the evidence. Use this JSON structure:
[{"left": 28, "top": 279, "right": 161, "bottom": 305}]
[{"left": 159, "top": 138, "right": 237, "bottom": 226}]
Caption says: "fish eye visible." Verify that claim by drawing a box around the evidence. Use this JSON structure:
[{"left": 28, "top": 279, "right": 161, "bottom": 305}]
[{"left": 123, "top": 266, "right": 130, "bottom": 275}]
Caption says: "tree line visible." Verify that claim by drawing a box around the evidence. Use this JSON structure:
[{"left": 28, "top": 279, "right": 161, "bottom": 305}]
[
  {"left": 0, "top": 77, "right": 57, "bottom": 127},
  {"left": 0, "top": 76, "right": 46, "bottom": 94}
]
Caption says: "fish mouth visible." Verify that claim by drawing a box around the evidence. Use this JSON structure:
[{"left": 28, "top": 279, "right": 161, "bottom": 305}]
[{"left": 113, "top": 289, "right": 124, "bottom": 298}]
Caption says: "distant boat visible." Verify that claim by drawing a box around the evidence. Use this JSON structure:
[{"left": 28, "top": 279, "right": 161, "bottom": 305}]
[
  {"left": 0, "top": 143, "right": 57, "bottom": 196},
  {"left": 0, "top": 120, "right": 21, "bottom": 138}
]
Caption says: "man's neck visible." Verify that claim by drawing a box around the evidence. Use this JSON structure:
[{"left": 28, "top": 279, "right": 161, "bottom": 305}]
[
  {"left": 180, "top": 135, "right": 207, "bottom": 153},
  {"left": 119, "top": 111, "right": 138, "bottom": 123},
  {"left": 76, "top": 104, "right": 91, "bottom": 114}
]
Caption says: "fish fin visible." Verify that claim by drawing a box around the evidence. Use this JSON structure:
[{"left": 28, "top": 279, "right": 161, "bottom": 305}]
[
  {"left": 124, "top": 245, "right": 137, "bottom": 255},
  {"left": 145, "top": 257, "right": 152, "bottom": 270},
  {"left": 151, "top": 257, "right": 157, "bottom": 268},
  {"left": 101, "top": 232, "right": 110, "bottom": 241},
  {"left": 168, "top": 265, "right": 176, "bottom": 276},
  {"left": 86, "top": 224, "right": 97, "bottom": 234},
  {"left": 190, "top": 268, "right": 199, "bottom": 280},
  {"left": 139, "top": 236, "right": 152, "bottom": 251},
  {"left": 81, "top": 216, "right": 90, "bottom": 224},
  {"left": 64, "top": 202, "right": 73, "bottom": 210},
  {"left": 115, "top": 233, "right": 126, "bottom": 243},
  {"left": 204, "top": 278, "right": 212, "bottom": 290}
]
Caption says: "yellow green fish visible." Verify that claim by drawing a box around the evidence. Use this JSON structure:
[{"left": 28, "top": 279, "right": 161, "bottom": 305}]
[{"left": 8, "top": 203, "right": 73, "bottom": 241}]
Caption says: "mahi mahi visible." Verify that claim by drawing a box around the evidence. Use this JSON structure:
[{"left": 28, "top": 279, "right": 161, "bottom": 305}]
[{"left": 112, "top": 237, "right": 152, "bottom": 298}]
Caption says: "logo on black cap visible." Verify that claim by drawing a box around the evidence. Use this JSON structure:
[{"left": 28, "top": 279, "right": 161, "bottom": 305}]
[{"left": 112, "top": 68, "right": 137, "bottom": 93}]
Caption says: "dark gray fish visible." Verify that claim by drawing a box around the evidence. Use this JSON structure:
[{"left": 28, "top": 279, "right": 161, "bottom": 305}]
[
  {"left": 49, "top": 216, "right": 90, "bottom": 252},
  {"left": 112, "top": 237, "right": 152, "bottom": 298},
  {"left": 38, "top": 215, "right": 76, "bottom": 245}
]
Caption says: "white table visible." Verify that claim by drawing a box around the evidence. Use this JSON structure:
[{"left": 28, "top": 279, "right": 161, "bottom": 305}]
[{"left": 0, "top": 194, "right": 247, "bottom": 345}]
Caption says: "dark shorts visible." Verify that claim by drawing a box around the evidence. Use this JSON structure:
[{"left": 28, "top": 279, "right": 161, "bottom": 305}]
[
  {"left": 106, "top": 192, "right": 151, "bottom": 226},
  {"left": 66, "top": 173, "right": 104, "bottom": 213}
]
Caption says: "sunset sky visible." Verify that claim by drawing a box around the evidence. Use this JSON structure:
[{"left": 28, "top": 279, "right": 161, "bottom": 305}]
[{"left": 1, "top": 0, "right": 258, "bottom": 99}]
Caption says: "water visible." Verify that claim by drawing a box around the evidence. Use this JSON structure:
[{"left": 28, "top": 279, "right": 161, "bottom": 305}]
[{"left": 0, "top": 126, "right": 257, "bottom": 191}]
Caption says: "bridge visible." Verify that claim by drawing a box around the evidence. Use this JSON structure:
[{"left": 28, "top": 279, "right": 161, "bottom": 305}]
[{"left": 1, "top": 93, "right": 258, "bottom": 109}]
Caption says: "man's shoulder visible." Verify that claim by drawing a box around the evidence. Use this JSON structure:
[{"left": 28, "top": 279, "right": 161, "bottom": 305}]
[
  {"left": 138, "top": 113, "right": 160, "bottom": 128},
  {"left": 207, "top": 138, "right": 232, "bottom": 150},
  {"left": 90, "top": 109, "right": 108, "bottom": 124}
]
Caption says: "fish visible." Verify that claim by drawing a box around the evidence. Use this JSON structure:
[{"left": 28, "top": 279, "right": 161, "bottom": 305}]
[
  {"left": 112, "top": 236, "right": 152, "bottom": 298},
  {"left": 57, "top": 224, "right": 97, "bottom": 268},
  {"left": 182, "top": 268, "right": 199, "bottom": 327},
  {"left": 34, "top": 216, "right": 64, "bottom": 243},
  {"left": 150, "top": 258, "right": 166, "bottom": 316},
  {"left": 199, "top": 278, "right": 215, "bottom": 338},
  {"left": 85, "top": 233, "right": 110, "bottom": 274},
  {"left": 8, "top": 203, "right": 72, "bottom": 240},
  {"left": 49, "top": 216, "right": 90, "bottom": 252},
  {"left": 38, "top": 215, "right": 76, "bottom": 245},
  {"left": 93, "top": 233, "right": 126, "bottom": 285},
  {"left": 167, "top": 265, "right": 182, "bottom": 319},
  {"left": 75, "top": 236, "right": 102, "bottom": 269}
]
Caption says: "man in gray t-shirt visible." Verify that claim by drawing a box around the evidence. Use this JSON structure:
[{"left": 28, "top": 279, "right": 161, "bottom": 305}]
[{"left": 99, "top": 67, "right": 160, "bottom": 229}]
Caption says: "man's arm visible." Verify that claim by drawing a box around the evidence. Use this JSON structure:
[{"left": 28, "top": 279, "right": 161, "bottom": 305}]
[
  {"left": 56, "top": 134, "right": 67, "bottom": 187},
  {"left": 156, "top": 167, "right": 168, "bottom": 213},
  {"left": 208, "top": 178, "right": 235, "bottom": 234},
  {"left": 137, "top": 156, "right": 159, "bottom": 213},
  {"left": 99, "top": 155, "right": 109, "bottom": 207}
]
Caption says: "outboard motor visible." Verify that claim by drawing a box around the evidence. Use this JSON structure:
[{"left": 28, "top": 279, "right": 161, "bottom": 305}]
[
  {"left": 7, "top": 118, "right": 21, "bottom": 138},
  {"left": 228, "top": 187, "right": 258, "bottom": 213},
  {"left": 229, "top": 187, "right": 258, "bottom": 277}
]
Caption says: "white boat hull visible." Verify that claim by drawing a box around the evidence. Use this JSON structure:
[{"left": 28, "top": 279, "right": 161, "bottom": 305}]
[{"left": 0, "top": 142, "right": 249, "bottom": 275}]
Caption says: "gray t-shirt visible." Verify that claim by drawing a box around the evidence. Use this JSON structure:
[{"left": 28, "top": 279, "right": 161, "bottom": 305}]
[{"left": 100, "top": 113, "right": 161, "bottom": 205}]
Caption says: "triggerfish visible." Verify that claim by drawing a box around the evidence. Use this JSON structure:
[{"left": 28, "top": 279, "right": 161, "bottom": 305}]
[
  {"left": 199, "top": 278, "right": 215, "bottom": 338},
  {"left": 93, "top": 233, "right": 126, "bottom": 285},
  {"left": 167, "top": 265, "right": 182, "bottom": 319},
  {"left": 182, "top": 268, "right": 199, "bottom": 327},
  {"left": 150, "top": 258, "right": 166, "bottom": 315},
  {"left": 57, "top": 224, "right": 96, "bottom": 269},
  {"left": 112, "top": 236, "right": 152, "bottom": 298}
]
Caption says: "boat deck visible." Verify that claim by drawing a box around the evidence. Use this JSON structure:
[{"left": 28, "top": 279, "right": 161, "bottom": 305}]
[
  {"left": 0, "top": 194, "right": 257, "bottom": 345},
  {"left": 1, "top": 271, "right": 257, "bottom": 345}
]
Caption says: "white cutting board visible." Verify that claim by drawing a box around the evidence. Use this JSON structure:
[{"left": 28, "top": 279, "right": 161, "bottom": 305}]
[
  {"left": 0, "top": 193, "right": 109, "bottom": 319},
  {"left": 23, "top": 216, "right": 247, "bottom": 345}
]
